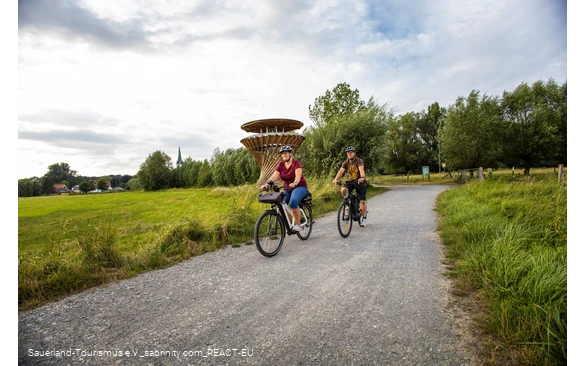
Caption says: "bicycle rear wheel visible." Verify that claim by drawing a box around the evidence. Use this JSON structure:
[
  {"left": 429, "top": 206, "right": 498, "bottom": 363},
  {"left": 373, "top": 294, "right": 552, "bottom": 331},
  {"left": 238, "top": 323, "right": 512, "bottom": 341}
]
[
  {"left": 337, "top": 201, "right": 352, "bottom": 238},
  {"left": 254, "top": 210, "right": 285, "bottom": 257},
  {"left": 296, "top": 204, "right": 313, "bottom": 240}
]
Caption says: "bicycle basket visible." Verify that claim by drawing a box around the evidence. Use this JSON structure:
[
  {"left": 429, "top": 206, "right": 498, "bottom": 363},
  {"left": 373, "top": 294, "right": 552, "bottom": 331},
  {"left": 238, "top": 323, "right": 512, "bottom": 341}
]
[{"left": 258, "top": 191, "right": 285, "bottom": 203}]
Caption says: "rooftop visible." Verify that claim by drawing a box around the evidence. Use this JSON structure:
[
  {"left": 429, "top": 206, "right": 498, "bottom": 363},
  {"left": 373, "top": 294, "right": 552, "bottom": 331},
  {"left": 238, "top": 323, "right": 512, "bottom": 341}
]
[{"left": 241, "top": 118, "right": 304, "bottom": 133}]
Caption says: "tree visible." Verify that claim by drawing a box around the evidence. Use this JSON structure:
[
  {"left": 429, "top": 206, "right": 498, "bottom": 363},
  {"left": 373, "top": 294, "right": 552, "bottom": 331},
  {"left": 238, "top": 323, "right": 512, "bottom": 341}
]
[
  {"left": 439, "top": 90, "right": 505, "bottom": 171},
  {"left": 79, "top": 181, "right": 92, "bottom": 193},
  {"left": 41, "top": 176, "right": 55, "bottom": 195},
  {"left": 211, "top": 148, "right": 235, "bottom": 186},
  {"left": 109, "top": 176, "right": 120, "bottom": 188},
  {"left": 207, "top": 147, "right": 258, "bottom": 186},
  {"left": 97, "top": 177, "right": 109, "bottom": 191},
  {"left": 299, "top": 100, "right": 392, "bottom": 178},
  {"left": 197, "top": 159, "right": 213, "bottom": 187},
  {"left": 386, "top": 112, "right": 425, "bottom": 173},
  {"left": 421, "top": 102, "right": 447, "bottom": 171},
  {"left": 308, "top": 82, "right": 367, "bottom": 127},
  {"left": 384, "top": 103, "right": 446, "bottom": 174},
  {"left": 44, "top": 162, "right": 78, "bottom": 185},
  {"left": 502, "top": 79, "right": 567, "bottom": 174},
  {"left": 136, "top": 151, "right": 173, "bottom": 190},
  {"left": 233, "top": 148, "right": 259, "bottom": 185},
  {"left": 302, "top": 83, "right": 391, "bottom": 177},
  {"left": 127, "top": 178, "right": 141, "bottom": 190},
  {"left": 179, "top": 158, "right": 202, "bottom": 188},
  {"left": 18, "top": 178, "right": 42, "bottom": 197},
  {"left": 553, "top": 81, "right": 568, "bottom": 165},
  {"left": 120, "top": 175, "right": 133, "bottom": 184}
]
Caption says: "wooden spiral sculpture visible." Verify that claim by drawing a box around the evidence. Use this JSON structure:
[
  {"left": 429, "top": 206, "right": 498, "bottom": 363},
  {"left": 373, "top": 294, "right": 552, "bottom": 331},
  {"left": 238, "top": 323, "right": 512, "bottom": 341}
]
[{"left": 240, "top": 118, "right": 305, "bottom": 186}]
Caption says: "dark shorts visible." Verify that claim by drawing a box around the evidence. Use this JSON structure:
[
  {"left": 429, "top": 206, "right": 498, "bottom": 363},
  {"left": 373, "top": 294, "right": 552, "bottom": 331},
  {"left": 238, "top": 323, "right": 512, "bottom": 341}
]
[{"left": 345, "top": 181, "right": 367, "bottom": 201}]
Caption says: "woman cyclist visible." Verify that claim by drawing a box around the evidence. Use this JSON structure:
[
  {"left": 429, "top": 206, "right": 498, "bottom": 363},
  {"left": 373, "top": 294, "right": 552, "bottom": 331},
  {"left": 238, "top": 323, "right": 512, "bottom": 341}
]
[{"left": 260, "top": 145, "right": 308, "bottom": 232}]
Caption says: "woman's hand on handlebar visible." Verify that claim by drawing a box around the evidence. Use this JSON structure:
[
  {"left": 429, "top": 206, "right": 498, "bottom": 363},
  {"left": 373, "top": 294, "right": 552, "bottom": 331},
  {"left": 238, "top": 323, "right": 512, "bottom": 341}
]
[{"left": 260, "top": 181, "right": 273, "bottom": 191}]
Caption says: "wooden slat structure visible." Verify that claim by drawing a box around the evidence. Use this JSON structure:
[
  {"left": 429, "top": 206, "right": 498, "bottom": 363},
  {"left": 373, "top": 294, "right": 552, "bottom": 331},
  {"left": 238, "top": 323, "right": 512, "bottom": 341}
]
[{"left": 240, "top": 118, "right": 305, "bottom": 186}]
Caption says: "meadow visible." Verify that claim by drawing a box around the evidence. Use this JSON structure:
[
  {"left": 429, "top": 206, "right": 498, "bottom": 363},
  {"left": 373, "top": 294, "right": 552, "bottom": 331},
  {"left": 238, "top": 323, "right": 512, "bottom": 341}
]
[
  {"left": 18, "top": 177, "right": 387, "bottom": 310},
  {"left": 18, "top": 168, "right": 567, "bottom": 364}
]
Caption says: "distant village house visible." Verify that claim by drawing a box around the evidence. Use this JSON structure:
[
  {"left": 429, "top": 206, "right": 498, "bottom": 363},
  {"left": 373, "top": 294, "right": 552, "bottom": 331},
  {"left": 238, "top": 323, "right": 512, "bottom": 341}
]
[{"left": 52, "top": 184, "right": 71, "bottom": 194}]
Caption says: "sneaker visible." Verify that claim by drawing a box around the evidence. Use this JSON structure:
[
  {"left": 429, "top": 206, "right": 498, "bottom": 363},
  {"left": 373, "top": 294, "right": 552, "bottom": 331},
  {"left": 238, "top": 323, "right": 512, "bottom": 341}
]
[
  {"left": 292, "top": 225, "right": 301, "bottom": 233},
  {"left": 360, "top": 217, "right": 367, "bottom": 227}
]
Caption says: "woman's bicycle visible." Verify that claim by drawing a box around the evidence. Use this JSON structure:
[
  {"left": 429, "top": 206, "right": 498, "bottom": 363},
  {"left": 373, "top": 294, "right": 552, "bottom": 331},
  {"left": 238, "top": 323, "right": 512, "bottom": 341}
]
[
  {"left": 336, "top": 180, "right": 364, "bottom": 238},
  {"left": 254, "top": 183, "right": 313, "bottom": 257}
]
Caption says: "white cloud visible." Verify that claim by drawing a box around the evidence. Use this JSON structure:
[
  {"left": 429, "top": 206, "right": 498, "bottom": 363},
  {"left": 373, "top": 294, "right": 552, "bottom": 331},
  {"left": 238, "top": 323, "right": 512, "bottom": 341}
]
[{"left": 17, "top": 0, "right": 567, "bottom": 178}]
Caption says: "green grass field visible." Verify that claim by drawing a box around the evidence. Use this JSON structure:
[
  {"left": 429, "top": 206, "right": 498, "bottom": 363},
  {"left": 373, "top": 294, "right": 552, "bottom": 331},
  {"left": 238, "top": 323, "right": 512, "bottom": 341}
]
[{"left": 18, "top": 178, "right": 387, "bottom": 310}]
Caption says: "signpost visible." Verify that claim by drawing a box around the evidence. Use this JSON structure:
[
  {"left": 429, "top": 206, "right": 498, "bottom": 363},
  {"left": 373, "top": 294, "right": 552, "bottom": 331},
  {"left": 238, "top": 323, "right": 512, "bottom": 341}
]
[{"left": 422, "top": 166, "right": 430, "bottom": 182}]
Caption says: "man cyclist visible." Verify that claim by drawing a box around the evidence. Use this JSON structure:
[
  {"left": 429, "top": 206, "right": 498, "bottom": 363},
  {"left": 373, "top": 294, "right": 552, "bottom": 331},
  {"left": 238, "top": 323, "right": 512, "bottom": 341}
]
[{"left": 332, "top": 146, "right": 368, "bottom": 227}]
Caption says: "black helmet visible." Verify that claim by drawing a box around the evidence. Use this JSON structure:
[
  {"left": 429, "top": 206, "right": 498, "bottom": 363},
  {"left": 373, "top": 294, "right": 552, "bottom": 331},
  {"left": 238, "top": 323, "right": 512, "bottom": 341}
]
[
  {"left": 345, "top": 146, "right": 356, "bottom": 152},
  {"left": 279, "top": 145, "right": 293, "bottom": 153}
]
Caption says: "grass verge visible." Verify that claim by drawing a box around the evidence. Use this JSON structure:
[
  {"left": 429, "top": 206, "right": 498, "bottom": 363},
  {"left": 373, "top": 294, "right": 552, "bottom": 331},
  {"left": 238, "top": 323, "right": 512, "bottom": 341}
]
[{"left": 436, "top": 171, "right": 567, "bottom": 365}]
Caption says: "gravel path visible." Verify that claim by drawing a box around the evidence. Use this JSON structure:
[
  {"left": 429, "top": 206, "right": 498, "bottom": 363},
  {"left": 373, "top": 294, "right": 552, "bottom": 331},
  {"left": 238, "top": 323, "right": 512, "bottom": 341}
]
[{"left": 19, "top": 185, "right": 476, "bottom": 365}]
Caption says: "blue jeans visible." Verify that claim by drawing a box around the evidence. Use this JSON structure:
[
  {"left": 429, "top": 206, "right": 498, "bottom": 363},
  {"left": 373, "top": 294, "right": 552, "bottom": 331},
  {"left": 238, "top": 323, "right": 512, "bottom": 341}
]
[{"left": 285, "top": 187, "right": 308, "bottom": 209}]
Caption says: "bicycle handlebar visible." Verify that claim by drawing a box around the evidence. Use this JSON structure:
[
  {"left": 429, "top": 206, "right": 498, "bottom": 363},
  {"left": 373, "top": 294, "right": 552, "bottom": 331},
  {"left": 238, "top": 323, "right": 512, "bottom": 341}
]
[
  {"left": 261, "top": 183, "right": 290, "bottom": 192},
  {"left": 335, "top": 180, "right": 357, "bottom": 186}
]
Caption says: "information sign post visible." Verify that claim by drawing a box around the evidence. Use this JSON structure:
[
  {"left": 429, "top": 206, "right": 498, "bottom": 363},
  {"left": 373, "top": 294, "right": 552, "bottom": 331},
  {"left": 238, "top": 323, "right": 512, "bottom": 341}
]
[{"left": 422, "top": 166, "right": 430, "bottom": 182}]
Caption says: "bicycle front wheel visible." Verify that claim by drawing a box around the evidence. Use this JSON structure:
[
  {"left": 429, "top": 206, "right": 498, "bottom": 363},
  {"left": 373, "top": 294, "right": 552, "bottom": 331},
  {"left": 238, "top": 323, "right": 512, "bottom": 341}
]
[
  {"left": 296, "top": 204, "right": 313, "bottom": 241},
  {"left": 254, "top": 210, "right": 285, "bottom": 257},
  {"left": 337, "top": 201, "right": 352, "bottom": 238}
]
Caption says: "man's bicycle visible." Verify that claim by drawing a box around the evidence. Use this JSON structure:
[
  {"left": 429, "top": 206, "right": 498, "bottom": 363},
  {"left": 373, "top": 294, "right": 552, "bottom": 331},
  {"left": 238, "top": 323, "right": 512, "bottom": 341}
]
[
  {"left": 336, "top": 180, "right": 364, "bottom": 238},
  {"left": 254, "top": 183, "right": 313, "bottom": 257}
]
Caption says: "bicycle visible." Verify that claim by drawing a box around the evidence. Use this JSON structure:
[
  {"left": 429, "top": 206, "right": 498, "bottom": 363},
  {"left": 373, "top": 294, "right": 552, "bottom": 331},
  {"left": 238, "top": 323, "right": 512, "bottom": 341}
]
[
  {"left": 335, "top": 180, "right": 364, "bottom": 238},
  {"left": 254, "top": 183, "right": 313, "bottom": 257}
]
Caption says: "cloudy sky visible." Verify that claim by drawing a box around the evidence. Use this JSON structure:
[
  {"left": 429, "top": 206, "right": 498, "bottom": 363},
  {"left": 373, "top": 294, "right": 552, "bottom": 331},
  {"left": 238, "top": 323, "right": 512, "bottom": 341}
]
[{"left": 16, "top": 0, "right": 568, "bottom": 179}]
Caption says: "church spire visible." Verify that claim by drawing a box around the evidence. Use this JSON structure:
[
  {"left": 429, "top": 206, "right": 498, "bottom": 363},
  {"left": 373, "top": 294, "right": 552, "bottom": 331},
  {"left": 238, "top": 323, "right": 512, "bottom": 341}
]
[{"left": 176, "top": 146, "right": 183, "bottom": 167}]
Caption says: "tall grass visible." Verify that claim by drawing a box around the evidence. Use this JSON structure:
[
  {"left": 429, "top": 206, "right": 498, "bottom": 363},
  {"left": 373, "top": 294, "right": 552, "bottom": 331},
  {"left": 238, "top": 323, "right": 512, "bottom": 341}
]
[{"left": 436, "top": 171, "right": 567, "bottom": 365}]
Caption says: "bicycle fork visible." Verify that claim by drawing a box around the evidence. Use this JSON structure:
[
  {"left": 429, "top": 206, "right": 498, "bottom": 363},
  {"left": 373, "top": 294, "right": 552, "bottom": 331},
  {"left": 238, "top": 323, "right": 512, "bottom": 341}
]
[{"left": 343, "top": 200, "right": 351, "bottom": 220}]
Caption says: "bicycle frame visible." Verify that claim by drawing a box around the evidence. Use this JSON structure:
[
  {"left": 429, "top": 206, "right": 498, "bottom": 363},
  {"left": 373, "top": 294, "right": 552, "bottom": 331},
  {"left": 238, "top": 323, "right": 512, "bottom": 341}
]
[
  {"left": 271, "top": 201, "right": 310, "bottom": 235},
  {"left": 335, "top": 180, "right": 363, "bottom": 238},
  {"left": 338, "top": 180, "right": 362, "bottom": 220},
  {"left": 272, "top": 203, "right": 304, "bottom": 235},
  {"left": 254, "top": 184, "right": 314, "bottom": 257}
]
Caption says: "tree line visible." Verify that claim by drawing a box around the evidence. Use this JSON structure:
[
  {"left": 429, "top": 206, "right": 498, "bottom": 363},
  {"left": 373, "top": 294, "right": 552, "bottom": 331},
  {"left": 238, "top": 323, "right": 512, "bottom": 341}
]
[
  {"left": 18, "top": 78, "right": 566, "bottom": 196},
  {"left": 18, "top": 162, "right": 133, "bottom": 197}
]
